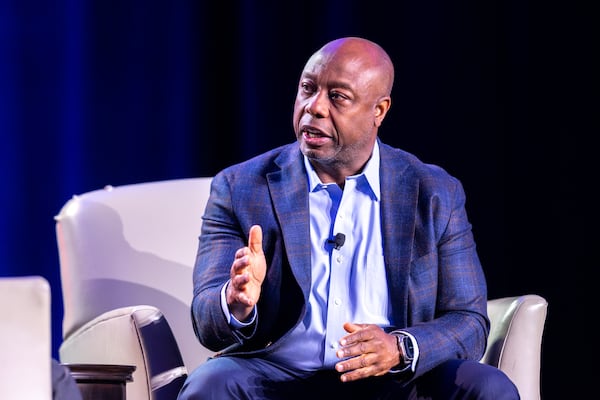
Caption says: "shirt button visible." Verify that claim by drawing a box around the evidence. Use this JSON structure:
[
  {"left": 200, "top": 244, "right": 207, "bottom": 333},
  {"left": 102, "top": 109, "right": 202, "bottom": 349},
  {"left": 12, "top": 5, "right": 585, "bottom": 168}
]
[
  {"left": 336, "top": 256, "right": 342, "bottom": 263},
  {"left": 334, "top": 298, "right": 342, "bottom": 306},
  {"left": 330, "top": 341, "right": 338, "bottom": 349}
]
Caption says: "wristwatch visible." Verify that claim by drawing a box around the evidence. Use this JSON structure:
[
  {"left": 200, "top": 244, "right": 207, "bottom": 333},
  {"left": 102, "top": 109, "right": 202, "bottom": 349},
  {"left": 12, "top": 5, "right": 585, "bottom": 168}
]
[{"left": 396, "top": 333, "right": 415, "bottom": 366}]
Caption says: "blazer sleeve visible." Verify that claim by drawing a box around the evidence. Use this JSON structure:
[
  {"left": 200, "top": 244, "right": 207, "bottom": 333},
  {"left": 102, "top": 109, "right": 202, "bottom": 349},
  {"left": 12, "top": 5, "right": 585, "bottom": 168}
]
[{"left": 403, "top": 168, "right": 489, "bottom": 379}]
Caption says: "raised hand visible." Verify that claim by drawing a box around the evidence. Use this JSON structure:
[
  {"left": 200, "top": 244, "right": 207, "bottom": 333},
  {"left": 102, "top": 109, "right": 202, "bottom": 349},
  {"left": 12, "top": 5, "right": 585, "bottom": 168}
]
[{"left": 226, "top": 225, "right": 267, "bottom": 321}]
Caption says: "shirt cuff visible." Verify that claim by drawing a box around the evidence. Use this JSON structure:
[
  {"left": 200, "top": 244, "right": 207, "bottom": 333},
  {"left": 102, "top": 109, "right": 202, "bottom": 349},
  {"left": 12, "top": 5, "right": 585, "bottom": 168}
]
[{"left": 220, "top": 280, "right": 257, "bottom": 329}]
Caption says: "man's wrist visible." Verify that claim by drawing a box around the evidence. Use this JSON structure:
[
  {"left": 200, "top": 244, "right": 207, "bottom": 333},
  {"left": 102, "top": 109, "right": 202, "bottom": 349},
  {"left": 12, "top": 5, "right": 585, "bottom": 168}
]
[{"left": 396, "top": 333, "right": 415, "bottom": 367}]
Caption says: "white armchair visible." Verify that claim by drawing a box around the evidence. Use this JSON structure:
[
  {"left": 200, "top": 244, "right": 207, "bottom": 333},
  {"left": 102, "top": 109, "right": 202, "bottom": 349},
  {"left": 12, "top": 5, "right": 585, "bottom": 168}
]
[
  {"left": 55, "top": 178, "right": 548, "bottom": 400},
  {"left": 0, "top": 275, "right": 52, "bottom": 400}
]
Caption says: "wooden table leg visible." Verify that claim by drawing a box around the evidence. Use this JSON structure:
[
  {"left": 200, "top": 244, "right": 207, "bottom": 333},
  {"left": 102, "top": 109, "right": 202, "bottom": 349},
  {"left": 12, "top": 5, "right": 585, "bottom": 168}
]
[{"left": 64, "top": 364, "right": 136, "bottom": 400}]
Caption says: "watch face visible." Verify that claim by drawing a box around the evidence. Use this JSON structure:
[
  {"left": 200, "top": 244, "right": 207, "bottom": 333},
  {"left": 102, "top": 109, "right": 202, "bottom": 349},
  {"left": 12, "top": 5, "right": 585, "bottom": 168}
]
[{"left": 402, "top": 336, "right": 414, "bottom": 359}]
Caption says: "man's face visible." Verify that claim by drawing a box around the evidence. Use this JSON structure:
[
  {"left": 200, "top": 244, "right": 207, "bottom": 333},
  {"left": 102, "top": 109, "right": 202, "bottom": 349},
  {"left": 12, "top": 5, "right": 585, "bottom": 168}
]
[{"left": 292, "top": 43, "right": 386, "bottom": 172}]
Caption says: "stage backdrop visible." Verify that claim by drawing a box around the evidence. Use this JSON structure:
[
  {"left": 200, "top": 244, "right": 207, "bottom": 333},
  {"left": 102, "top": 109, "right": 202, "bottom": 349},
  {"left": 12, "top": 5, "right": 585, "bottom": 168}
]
[{"left": 0, "top": 1, "right": 580, "bottom": 398}]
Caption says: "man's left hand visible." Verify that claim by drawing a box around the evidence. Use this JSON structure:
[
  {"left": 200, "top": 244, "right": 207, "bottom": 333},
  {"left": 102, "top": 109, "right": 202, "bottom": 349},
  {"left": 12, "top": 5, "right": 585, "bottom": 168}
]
[{"left": 334, "top": 322, "right": 400, "bottom": 382}]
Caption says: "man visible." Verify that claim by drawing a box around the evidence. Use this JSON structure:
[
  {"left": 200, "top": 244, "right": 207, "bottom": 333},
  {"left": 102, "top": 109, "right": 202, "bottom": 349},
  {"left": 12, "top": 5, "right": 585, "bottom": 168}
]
[{"left": 178, "top": 37, "right": 519, "bottom": 399}]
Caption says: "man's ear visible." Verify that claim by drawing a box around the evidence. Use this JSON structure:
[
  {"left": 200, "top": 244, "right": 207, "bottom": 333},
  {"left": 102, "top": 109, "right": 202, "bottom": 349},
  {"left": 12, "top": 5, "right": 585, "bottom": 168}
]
[{"left": 374, "top": 96, "right": 391, "bottom": 127}]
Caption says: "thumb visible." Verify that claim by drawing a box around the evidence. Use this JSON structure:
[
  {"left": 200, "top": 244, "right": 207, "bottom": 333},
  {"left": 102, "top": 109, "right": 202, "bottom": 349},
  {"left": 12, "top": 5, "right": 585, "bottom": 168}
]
[
  {"left": 248, "top": 225, "right": 263, "bottom": 255},
  {"left": 343, "top": 322, "right": 362, "bottom": 333}
]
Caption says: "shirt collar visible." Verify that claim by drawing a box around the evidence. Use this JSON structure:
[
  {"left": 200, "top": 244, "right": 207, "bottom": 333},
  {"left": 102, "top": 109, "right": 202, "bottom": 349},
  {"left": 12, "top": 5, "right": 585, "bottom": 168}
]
[{"left": 303, "top": 141, "right": 381, "bottom": 201}]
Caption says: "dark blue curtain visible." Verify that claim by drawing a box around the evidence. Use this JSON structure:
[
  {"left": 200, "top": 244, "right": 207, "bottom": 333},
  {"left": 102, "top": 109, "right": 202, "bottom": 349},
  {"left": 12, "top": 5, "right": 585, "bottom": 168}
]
[{"left": 0, "top": 1, "right": 581, "bottom": 397}]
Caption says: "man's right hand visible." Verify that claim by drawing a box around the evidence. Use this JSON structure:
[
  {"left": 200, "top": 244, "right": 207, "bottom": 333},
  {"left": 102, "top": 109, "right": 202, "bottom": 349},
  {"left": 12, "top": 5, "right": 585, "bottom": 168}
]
[{"left": 226, "top": 224, "right": 266, "bottom": 321}]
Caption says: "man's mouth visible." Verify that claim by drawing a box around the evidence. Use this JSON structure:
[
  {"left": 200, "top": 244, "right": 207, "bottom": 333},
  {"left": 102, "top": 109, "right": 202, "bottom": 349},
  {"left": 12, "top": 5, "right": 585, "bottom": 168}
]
[{"left": 302, "top": 126, "right": 328, "bottom": 138}]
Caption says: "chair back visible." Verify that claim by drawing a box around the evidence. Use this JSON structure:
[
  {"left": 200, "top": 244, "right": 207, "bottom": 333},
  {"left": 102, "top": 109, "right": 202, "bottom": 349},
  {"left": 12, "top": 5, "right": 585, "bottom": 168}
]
[
  {"left": 0, "top": 275, "right": 52, "bottom": 400},
  {"left": 56, "top": 178, "right": 214, "bottom": 373},
  {"left": 483, "top": 294, "right": 548, "bottom": 400}
]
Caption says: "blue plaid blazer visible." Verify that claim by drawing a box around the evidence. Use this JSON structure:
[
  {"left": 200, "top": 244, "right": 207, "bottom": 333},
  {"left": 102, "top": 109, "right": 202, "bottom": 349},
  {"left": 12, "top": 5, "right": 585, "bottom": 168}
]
[{"left": 191, "top": 139, "right": 489, "bottom": 380}]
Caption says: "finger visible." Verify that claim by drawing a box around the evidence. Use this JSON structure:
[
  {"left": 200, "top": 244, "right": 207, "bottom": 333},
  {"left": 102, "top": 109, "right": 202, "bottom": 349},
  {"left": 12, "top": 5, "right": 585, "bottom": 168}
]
[
  {"left": 335, "top": 354, "right": 378, "bottom": 382},
  {"left": 234, "top": 247, "right": 248, "bottom": 259},
  {"left": 231, "top": 271, "right": 250, "bottom": 287},
  {"left": 248, "top": 225, "right": 263, "bottom": 255},
  {"left": 235, "top": 291, "right": 254, "bottom": 306},
  {"left": 340, "top": 322, "right": 370, "bottom": 346},
  {"left": 231, "top": 255, "right": 249, "bottom": 276},
  {"left": 337, "top": 340, "right": 370, "bottom": 359},
  {"left": 343, "top": 322, "right": 361, "bottom": 334},
  {"left": 339, "top": 366, "right": 377, "bottom": 382}
]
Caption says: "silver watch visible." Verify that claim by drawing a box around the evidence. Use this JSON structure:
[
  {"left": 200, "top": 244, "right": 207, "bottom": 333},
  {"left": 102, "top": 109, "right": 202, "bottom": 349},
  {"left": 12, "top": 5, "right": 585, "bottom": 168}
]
[{"left": 396, "top": 334, "right": 415, "bottom": 366}]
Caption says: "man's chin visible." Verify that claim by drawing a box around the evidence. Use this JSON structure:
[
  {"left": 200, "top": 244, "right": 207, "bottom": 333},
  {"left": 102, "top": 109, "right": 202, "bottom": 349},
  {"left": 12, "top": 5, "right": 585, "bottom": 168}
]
[{"left": 301, "top": 146, "right": 324, "bottom": 160}]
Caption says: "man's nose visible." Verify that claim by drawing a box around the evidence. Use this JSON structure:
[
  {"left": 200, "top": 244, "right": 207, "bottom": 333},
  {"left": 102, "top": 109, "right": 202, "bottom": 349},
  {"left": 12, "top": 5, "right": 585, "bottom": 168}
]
[{"left": 305, "top": 91, "right": 329, "bottom": 118}]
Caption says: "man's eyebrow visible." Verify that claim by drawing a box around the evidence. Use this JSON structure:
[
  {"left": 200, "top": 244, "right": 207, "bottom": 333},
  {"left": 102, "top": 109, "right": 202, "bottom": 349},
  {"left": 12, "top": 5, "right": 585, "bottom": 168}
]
[{"left": 300, "top": 74, "right": 353, "bottom": 92}]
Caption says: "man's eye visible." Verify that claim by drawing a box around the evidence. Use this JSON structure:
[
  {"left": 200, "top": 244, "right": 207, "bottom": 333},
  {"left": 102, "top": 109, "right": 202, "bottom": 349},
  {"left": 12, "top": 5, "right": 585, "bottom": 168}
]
[{"left": 301, "top": 83, "right": 314, "bottom": 93}]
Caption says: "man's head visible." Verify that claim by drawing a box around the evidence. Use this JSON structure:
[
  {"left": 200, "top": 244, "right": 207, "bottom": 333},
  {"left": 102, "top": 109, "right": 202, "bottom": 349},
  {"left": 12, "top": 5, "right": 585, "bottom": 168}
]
[{"left": 293, "top": 37, "right": 394, "bottom": 182}]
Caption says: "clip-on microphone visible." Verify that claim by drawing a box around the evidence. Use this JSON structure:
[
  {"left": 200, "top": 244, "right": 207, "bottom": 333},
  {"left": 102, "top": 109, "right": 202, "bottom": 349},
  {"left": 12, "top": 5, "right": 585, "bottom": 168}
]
[{"left": 326, "top": 233, "right": 346, "bottom": 250}]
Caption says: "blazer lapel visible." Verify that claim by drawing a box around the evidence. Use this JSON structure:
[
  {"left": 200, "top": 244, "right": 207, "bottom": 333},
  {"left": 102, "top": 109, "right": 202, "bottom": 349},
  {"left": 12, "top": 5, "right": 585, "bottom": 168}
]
[
  {"left": 379, "top": 143, "right": 417, "bottom": 326},
  {"left": 267, "top": 145, "right": 312, "bottom": 299}
]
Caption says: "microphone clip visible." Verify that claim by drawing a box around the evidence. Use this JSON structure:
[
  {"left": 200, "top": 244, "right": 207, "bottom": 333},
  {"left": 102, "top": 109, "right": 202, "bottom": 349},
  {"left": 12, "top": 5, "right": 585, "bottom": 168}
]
[{"left": 326, "top": 233, "right": 346, "bottom": 250}]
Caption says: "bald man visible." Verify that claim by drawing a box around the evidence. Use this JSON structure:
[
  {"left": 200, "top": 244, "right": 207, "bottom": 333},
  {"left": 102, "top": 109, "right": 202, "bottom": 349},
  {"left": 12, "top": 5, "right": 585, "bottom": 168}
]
[{"left": 178, "top": 37, "right": 519, "bottom": 400}]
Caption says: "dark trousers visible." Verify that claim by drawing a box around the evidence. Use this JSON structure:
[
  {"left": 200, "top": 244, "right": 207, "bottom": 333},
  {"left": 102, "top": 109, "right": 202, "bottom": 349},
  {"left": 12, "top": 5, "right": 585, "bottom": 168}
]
[
  {"left": 177, "top": 357, "right": 520, "bottom": 400},
  {"left": 52, "top": 359, "right": 82, "bottom": 400}
]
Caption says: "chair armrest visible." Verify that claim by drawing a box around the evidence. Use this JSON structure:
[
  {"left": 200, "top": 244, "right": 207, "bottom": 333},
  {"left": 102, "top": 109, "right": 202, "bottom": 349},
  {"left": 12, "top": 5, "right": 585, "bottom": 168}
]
[
  {"left": 483, "top": 295, "right": 548, "bottom": 400},
  {"left": 59, "top": 305, "right": 187, "bottom": 400}
]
